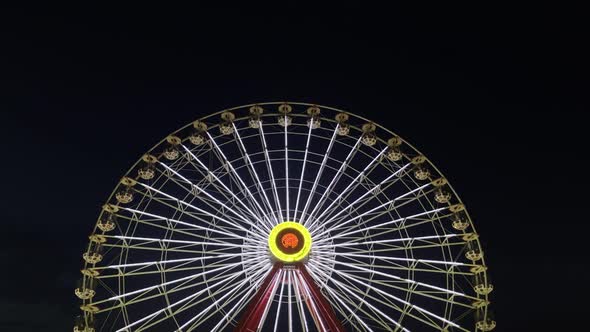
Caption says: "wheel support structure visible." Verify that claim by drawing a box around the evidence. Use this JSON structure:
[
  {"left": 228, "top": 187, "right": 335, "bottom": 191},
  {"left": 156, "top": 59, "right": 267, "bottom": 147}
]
[{"left": 234, "top": 262, "right": 345, "bottom": 332}]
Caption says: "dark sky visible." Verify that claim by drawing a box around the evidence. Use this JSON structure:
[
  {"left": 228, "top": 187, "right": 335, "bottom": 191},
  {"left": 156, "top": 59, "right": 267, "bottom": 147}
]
[{"left": 1, "top": 3, "right": 588, "bottom": 331}]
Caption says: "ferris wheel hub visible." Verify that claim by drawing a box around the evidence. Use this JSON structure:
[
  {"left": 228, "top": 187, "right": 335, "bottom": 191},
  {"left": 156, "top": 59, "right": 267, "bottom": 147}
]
[{"left": 268, "top": 221, "right": 312, "bottom": 263}]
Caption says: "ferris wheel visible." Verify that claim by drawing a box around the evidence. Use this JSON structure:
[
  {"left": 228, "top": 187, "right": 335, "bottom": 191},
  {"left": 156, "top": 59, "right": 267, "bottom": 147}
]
[{"left": 74, "top": 102, "right": 496, "bottom": 332}]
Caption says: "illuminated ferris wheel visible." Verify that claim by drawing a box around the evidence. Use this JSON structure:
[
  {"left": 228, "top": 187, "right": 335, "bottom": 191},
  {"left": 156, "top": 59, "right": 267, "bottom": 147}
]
[{"left": 74, "top": 102, "right": 496, "bottom": 331}]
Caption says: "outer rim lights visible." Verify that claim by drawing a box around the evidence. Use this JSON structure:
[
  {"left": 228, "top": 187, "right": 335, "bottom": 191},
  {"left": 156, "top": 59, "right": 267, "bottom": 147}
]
[{"left": 268, "top": 221, "right": 312, "bottom": 263}]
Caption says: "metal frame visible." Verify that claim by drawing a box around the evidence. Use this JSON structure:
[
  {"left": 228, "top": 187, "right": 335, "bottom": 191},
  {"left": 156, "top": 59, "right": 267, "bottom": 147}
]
[{"left": 75, "top": 102, "right": 495, "bottom": 332}]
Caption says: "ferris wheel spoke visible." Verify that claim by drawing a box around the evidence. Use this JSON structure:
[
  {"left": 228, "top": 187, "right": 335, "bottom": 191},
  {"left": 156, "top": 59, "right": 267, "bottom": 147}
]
[
  {"left": 315, "top": 207, "right": 447, "bottom": 245},
  {"left": 96, "top": 251, "right": 247, "bottom": 271},
  {"left": 181, "top": 144, "right": 273, "bottom": 230},
  {"left": 305, "top": 136, "right": 362, "bottom": 232},
  {"left": 316, "top": 233, "right": 462, "bottom": 249},
  {"left": 304, "top": 256, "right": 332, "bottom": 280},
  {"left": 129, "top": 264, "right": 266, "bottom": 332},
  {"left": 107, "top": 243, "right": 244, "bottom": 258},
  {"left": 314, "top": 182, "right": 434, "bottom": 239},
  {"left": 189, "top": 277, "right": 262, "bottom": 332},
  {"left": 328, "top": 209, "right": 446, "bottom": 245},
  {"left": 119, "top": 207, "right": 263, "bottom": 246},
  {"left": 302, "top": 267, "right": 364, "bottom": 332},
  {"left": 316, "top": 256, "right": 471, "bottom": 279},
  {"left": 120, "top": 207, "right": 260, "bottom": 241},
  {"left": 293, "top": 125, "right": 313, "bottom": 223},
  {"left": 308, "top": 262, "right": 410, "bottom": 332},
  {"left": 157, "top": 161, "right": 266, "bottom": 230},
  {"left": 258, "top": 121, "right": 284, "bottom": 223},
  {"left": 314, "top": 234, "right": 463, "bottom": 257},
  {"left": 207, "top": 133, "right": 278, "bottom": 229},
  {"left": 95, "top": 262, "right": 261, "bottom": 319},
  {"left": 94, "top": 257, "right": 242, "bottom": 280},
  {"left": 320, "top": 289, "right": 372, "bottom": 332},
  {"left": 324, "top": 242, "right": 477, "bottom": 267},
  {"left": 305, "top": 261, "right": 360, "bottom": 307},
  {"left": 322, "top": 184, "right": 438, "bottom": 240},
  {"left": 314, "top": 163, "right": 409, "bottom": 232},
  {"left": 110, "top": 263, "right": 258, "bottom": 330},
  {"left": 183, "top": 143, "right": 273, "bottom": 230},
  {"left": 133, "top": 181, "right": 268, "bottom": 241},
  {"left": 315, "top": 254, "right": 474, "bottom": 277},
  {"left": 284, "top": 116, "right": 290, "bottom": 221},
  {"left": 176, "top": 264, "right": 272, "bottom": 331},
  {"left": 232, "top": 263, "right": 285, "bottom": 332},
  {"left": 232, "top": 123, "right": 282, "bottom": 224},
  {"left": 102, "top": 261, "right": 244, "bottom": 280},
  {"left": 256, "top": 269, "right": 284, "bottom": 332},
  {"left": 326, "top": 262, "right": 475, "bottom": 323},
  {"left": 324, "top": 257, "right": 474, "bottom": 300},
  {"left": 312, "top": 146, "right": 388, "bottom": 224},
  {"left": 306, "top": 264, "right": 399, "bottom": 331},
  {"left": 325, "top": 261, "right": 464, "bottom": 331},
  {"left": 94, "top": 252, "right": 267, "bottom": 279},
  {"left": 327, "top": 212, "right": 457, "bottom": 246},
  {"left": 113, "top": 210, "right": 244, "bottom": 246},
  {"left": 315, "top": 258, "right": 446, "bottom": 306},
  {"left": 100, "top": 256, "right": 263, "bottom": 305},
  {"left": 318, "top": 162, "right": 412, "bottom": 229},
  {"left": 271, "top": 270, "right": 287, "bottom": 332},
  {"left": 128, "top": 185, "right": 259, "bottom": 240},
  {"left": 333, "top": 252, "right": 466, "bottom": 268},
  {"left": 104, "top": 236, "right": 260, "bottom": 262},
  {"left": 313, "top": 260, "right": 476, "bottom": 315},
  {"left": 106, "top": 235, "right": 258, "bottom": 251},
  {"left": 178, "top": 169, "right": 256, "bottom": 221},
  {"left": 316, "top": 141, "right": 387, "bottom": 224},
  {"left": 209, "top": 278, "right": 262, "bottom": 332},
  {"left": 297, "top": 268, "right": 361, "bottom": 331},
  {"left": 300, "top": 124, "right": 339, "bottom": 227},
  {"left": 289, "top": 270, "right": 310, "bottom": 332},
  {"left": 102, "top": 242, "right": 241, "bottom": 256},
  {"left": 287, "top": 268, "right": 293, "bottom": 332},
  {"left": 181, "top": 167, "right": 260, "bottom": 224},
  {"left": 305, "top": 266, "right": 378, "bottom": 332},
  {"left": 293, "top": 270, "right": 325, "bottom": 331},
  {"left": 352, "top": 242, "right": 469, "bottom": 258},
  {"left": 176, "top": 260, "right": 272, "bottom": 331}
]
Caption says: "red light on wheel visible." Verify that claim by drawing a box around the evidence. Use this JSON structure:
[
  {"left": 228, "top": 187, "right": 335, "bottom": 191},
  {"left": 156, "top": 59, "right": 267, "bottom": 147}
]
[{"left": 281, "top": 233, "right": 299, "bottom": 249}]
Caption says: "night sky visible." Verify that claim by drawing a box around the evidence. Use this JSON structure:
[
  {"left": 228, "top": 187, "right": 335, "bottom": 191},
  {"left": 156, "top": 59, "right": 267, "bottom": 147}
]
[{"left": 1, "top": 3, "right": 588, "bottom": 331}]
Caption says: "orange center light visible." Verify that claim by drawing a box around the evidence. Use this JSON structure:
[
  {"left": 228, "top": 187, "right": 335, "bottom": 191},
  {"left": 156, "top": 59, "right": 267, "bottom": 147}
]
[{"left": 281, "top": 233, "right": 299, "bottom": 249}]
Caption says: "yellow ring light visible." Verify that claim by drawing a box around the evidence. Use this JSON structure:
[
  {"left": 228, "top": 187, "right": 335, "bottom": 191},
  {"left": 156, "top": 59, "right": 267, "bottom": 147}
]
[{"left": 268, "top": 221, "right": 312, "bottom": 263}]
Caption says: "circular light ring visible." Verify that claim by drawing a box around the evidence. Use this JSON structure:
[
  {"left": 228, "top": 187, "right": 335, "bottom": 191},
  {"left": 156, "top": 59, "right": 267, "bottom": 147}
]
[{"left": 268, "top": 222, "right": 312, "bottom": 262}]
